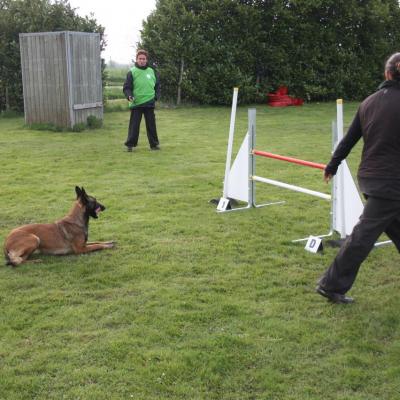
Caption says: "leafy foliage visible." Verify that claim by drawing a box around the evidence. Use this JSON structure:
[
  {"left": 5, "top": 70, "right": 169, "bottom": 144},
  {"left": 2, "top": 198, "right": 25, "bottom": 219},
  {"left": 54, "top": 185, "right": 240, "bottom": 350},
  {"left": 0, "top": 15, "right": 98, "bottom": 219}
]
[
  {"left": 86, "top": 115, "right": 103, "bottom": 129},
  {"left": 0, "top": 0, "right": 105, "bottom": 112},
  {"left": 140, "top": 0, "right": 400, "bottom": 104}
]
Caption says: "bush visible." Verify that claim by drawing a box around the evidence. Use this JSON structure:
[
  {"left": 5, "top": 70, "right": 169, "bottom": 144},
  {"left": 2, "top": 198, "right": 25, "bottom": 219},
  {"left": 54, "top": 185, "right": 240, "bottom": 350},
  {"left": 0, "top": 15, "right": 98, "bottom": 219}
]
[
  {"left": 87, "top": 115, "right": 103, "bottom": 129},
  {"left": 72, "top": 123, "right": 86, "bottom": 132},
  {"left": 140, "top": 0, "right": 400, "bottom": 105}
]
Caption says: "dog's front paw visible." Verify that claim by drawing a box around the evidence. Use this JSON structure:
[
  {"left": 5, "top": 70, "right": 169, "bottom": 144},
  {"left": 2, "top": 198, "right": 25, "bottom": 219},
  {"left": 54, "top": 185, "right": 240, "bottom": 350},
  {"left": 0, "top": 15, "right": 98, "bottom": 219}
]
[{"left": 105, "top": 241, "right": 116, "bottom": 248}]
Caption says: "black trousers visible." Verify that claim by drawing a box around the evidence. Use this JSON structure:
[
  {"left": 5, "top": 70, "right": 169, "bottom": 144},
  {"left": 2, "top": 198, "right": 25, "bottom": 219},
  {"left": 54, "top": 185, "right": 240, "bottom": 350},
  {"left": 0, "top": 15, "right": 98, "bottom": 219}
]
[
  {"left": 319, "top": 195, "right": 400, "bottom": 294},
  {"left": 125, "top": 107, "right": 159, "bottom": 148}
]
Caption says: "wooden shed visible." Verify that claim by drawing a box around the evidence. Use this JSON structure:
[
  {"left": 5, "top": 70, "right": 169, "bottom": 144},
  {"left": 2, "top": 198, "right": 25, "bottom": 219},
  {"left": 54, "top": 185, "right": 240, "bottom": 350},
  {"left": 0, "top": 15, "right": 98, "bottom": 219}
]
[{"left": 19, "top": 31, "right": 103, "bottom": 128}]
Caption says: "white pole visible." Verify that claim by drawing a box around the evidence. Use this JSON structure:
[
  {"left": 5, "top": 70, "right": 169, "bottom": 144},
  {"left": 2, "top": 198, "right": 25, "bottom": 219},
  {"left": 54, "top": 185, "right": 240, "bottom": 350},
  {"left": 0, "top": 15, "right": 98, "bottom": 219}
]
[
  {"left": 223, "top": 87, "right": 239, "bottom": 198},
  {"left": 253, "top": 175, "right": 331, "bottom": 200},
  {"left": 336, "top": 99, "right": 344, "bottom": 141},
  {"left": 336, "top": 99, "right": 347, "bottom": 238},
  {"left": 327, "top": 119, "right": 337, "bottom": 235},
  {"left": 248, "top": 108, "right": 256, "bottom": 206}
]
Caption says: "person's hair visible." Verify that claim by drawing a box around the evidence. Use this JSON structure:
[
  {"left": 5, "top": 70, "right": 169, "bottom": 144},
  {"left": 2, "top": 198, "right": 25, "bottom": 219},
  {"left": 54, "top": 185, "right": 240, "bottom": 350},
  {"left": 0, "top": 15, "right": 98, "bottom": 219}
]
[
  {"left": 136, "top": 49, "right": 148, "bottom": 59},
  {"left": 385, "top": 52, "right": 400, "bottom": 81}
]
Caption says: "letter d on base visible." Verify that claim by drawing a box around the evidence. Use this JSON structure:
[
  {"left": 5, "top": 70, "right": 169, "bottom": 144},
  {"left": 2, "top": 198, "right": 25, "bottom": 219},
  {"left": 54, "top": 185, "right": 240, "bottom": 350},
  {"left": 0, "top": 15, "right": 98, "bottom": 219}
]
[
  {"left": 217, "top": 197, "right": 231, "bottom": 212},
  {"left": 305, "top": 236, "right": 323, "bottom": 253}
]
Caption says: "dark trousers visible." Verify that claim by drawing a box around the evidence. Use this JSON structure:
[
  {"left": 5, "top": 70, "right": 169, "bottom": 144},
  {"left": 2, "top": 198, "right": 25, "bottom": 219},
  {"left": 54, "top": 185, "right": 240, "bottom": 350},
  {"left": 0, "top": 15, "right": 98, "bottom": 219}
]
[
  {"left": 319, "top": 195, "right": 400, "bottom": 294},
  {"left": 125, "top": 107, "right": 159, "bottom": 148}
]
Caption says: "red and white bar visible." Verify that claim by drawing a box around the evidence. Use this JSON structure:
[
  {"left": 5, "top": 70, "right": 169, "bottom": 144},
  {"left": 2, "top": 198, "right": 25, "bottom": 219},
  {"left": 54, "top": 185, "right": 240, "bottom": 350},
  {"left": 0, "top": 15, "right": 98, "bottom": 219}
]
[
  {"left": 253, "top": 150, "right": 326, "bottom": 170},
  {"left": 252, "top": 175, "right": 331, "bottom": 200}
]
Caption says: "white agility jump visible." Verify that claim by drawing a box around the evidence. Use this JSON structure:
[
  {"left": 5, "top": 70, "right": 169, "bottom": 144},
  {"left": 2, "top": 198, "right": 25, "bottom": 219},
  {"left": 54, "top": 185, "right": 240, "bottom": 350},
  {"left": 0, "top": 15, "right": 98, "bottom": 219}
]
[{"left": 217, "top": 95, "right": 367, "bottom": 242}]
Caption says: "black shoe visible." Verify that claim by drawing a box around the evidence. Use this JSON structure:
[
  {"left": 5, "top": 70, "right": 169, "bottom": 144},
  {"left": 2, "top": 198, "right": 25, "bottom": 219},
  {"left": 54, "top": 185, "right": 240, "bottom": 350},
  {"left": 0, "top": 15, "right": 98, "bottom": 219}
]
[
  {"left": 315, "top": 285, "right": 354, "bottom": 304},
  {"left": 150, "top": 145, "right": 160, "bottom": 151}
]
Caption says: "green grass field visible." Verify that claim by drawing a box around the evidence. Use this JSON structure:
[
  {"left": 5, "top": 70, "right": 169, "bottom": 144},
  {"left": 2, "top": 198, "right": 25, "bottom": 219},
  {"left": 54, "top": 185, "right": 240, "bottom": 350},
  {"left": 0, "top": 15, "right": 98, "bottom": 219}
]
[
  {"left": 106, "top": 67, "right": 128, "bottom": 86},
  {"left": 1, "top": 103, "right": 399, "bottom": 399},
  {"left": 104, "top": 67, "right": 127, "bottom": 101}
]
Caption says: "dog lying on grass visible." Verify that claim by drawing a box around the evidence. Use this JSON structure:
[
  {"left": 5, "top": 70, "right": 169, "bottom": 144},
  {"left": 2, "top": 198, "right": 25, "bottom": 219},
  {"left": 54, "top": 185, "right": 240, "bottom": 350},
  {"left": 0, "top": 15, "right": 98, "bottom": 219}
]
[{"left": 3, "top": 186, "right": 115, "bottom": 267}]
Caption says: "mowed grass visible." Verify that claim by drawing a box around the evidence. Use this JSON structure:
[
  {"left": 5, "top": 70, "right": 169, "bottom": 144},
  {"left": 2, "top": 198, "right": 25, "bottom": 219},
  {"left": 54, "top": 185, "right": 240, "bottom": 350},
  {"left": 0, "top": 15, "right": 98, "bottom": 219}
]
[
  {"left": 104, "top": 67, "right": 128, "bottom": 100},
  {"left": 1, "top": 103, "right": 400, "bottom": 399},
  {"left": 106, "top": 67, "right": 129, "bottom": 85}
]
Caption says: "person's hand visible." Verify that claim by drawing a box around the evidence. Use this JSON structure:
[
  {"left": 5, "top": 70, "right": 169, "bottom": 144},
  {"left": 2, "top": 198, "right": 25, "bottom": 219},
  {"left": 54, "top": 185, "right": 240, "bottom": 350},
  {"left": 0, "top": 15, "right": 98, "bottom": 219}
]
[
  {"left": 324, "top": 171, "right": 333, "bottom": 183},
  {"left": 128, "top": 96, "right": 134, "bottom": 101}
]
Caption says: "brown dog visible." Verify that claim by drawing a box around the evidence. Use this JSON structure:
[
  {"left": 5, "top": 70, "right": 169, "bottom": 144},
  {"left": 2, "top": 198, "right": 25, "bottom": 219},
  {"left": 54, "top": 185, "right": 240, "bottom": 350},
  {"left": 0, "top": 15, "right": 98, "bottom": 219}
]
[{"left": 3, "top": 186, "right": 115, "bottom": 267}]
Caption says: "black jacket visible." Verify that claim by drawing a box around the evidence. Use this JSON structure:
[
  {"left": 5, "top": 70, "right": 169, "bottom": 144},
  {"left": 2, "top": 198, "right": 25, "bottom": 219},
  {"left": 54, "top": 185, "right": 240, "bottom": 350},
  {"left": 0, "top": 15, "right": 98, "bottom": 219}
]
[
  {"left": 122, "top": 63, "right": 161, "bottom": 108},
  {"left": 326, "top": 80, "right": 400, "bottom": 199}
]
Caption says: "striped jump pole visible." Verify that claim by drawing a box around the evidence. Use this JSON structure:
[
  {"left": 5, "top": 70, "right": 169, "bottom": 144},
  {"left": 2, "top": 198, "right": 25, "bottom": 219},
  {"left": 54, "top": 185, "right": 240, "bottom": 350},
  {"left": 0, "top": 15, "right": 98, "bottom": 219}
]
[{"left": 252, "top": 150, "right": 326, "bottom": 171}]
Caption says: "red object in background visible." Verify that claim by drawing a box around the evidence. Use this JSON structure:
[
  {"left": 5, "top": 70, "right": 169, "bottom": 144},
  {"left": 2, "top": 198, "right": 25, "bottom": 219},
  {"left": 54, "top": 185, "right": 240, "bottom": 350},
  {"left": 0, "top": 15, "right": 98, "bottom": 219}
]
[
  {"left": 275, "top": 86, "right": 288, "bottom": 96},
  {"left": 292, "top": 98, "right": 304, "bottom": 106},
  {"left": 267, "top": 86, "right": 303, "bottom": 107}
]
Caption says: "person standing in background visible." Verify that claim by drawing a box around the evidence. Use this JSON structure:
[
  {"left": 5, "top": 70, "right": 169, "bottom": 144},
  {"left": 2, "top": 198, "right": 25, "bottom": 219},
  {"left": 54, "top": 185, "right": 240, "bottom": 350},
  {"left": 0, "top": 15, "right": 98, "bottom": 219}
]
[{"left": 123, "top": 49, "right": 160, "bottom": 152}]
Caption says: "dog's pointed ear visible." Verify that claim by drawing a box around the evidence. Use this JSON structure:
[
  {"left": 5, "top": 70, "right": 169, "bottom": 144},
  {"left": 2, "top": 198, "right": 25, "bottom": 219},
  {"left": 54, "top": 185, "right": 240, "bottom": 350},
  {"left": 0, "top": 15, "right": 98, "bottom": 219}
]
[
  {"left": 75, "top": 186, "right": 88, "bottom": 204},
  {"left": 79, "top": 187, "right": 89, "bottom": 205},
  {"left": 75, "top": 186, "right": 82, "bottom": 199}
]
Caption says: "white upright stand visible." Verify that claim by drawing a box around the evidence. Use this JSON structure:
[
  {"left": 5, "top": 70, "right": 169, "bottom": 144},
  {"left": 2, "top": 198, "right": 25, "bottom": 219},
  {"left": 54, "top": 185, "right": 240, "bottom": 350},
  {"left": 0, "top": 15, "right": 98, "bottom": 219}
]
[
  {"left": 217, "top": 87, "right": 239, "bottom": 211},
  {"left": 332, "top": 99, "right": 364, "bottom": 239}
]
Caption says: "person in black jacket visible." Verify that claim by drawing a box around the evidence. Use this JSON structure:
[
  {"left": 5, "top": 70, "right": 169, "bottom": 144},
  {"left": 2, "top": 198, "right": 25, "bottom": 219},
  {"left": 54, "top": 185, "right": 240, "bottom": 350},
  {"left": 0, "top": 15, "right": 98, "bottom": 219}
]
[
  {"left": 123, "top": 49, "right": 160, "bottom": 152},
  {"left": 316, "top": 52, "right": 400, "bottom": 304}
]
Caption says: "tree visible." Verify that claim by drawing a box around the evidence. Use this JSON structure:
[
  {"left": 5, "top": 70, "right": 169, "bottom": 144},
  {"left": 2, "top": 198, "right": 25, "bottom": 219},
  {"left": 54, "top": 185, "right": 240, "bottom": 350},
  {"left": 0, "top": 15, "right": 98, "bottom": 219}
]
[
  {"left": 140, "top": 0, "right": 263, "bottom": 104},
  {"left": 0, "top": 0, "right": 105, "bottom": 112},
  {"left": 140, "top": 0, "right": 202, "bottom": 105},
  {"left": 277, "top": 0, "right": 400, "bottom": 100},
  {"left": 140, "top": 0, "right": 400, "bottom": 105}
]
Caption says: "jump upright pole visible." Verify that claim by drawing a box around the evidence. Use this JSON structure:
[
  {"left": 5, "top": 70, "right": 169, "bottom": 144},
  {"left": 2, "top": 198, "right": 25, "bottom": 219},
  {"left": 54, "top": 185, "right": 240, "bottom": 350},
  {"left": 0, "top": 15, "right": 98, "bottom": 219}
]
[{"left": 222, "top": 87, "right": 239, "bottom": 199}]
